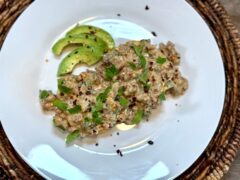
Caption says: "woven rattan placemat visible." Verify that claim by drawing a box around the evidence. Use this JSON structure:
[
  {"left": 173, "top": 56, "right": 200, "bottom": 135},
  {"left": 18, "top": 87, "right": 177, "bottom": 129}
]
[{"left": 0, "top": 0, "right": 239, "bottom": 179}]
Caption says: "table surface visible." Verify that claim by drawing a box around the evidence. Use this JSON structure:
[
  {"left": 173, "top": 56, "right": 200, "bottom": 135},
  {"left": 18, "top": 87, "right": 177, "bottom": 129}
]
[{"left": 220, "top": 0, "right": 240, "bottom": 179}]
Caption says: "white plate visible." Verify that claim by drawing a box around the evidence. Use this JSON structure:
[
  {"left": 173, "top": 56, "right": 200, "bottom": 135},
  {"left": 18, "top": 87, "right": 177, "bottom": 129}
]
[{"left": 0, "top": 0, "right": 225, "bottom": 179}]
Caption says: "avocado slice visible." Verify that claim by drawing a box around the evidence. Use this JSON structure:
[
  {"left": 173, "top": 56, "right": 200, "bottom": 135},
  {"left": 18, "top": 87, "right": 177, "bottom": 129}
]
[
  {"left": 52, "top": 33, "right": 108, "bottom": 56},
  {"left": 57, "top": 45, "right": 103, "bottom": 76},
  {"left": 66, "top": 25, "right": 115, "bottom": 49}
]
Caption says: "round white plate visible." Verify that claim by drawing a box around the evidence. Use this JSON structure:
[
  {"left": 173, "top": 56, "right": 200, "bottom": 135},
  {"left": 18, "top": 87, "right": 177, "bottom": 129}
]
[{"left": 0, "top": 0, "right": 225, "bottom": 179}]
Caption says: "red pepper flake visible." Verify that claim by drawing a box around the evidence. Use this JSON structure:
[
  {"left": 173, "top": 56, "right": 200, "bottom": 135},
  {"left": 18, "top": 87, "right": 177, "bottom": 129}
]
[
  {"left": 145, "top": 5, "right": 149, "bottom": 10},
  {"left": 116, "top": 149, "right": 123, "bottom": 157},
  {"left": 148, "top": 140, "right": 154, "bottom": 145},
  {"left": 151, "top": 31, "right": 157, "bottom": 37}
]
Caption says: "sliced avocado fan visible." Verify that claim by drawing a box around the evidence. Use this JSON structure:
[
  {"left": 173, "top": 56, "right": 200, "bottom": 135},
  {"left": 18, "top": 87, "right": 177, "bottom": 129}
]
[
  {"left": 58, "top": 45, "right": 103, "bottom": 76},
  {"left": 66, "top": 25, "right": 115, "bottom": 49},
  {"left": 52, "top": 33, "right": 108, "bottom": 56}
]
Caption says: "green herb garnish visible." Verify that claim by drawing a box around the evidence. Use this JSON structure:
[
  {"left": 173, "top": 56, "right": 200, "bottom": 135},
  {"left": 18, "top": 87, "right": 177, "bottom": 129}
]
[
  {"left": 58, "top": 79, "right": 71, "bottom": 94},
  {"left": 132, "top": 109, "right": 144, "bottom": 124},
  {"left": 53, "top": 99, "right": 68, "bottom": 111},
  {"left": 156, "top": 57, "right": 167, "bottom": 65},
  {"left": 128, "top": 62, "right": 137, "bottom": 70},
  {"left": 105, "top": 64, "right": 118, "bottom": 81},
  {"left": 138, "top": 68, "right": 148, "bottom": 84},
  {"left": 93, "top": 101, "right": 103, "bottom": 112},
  {"left": 68, "top": 105, "right": 81, "bottom": 114},
  {"left": 132, "top": 44, "right": 146, "bottom": 68},
  {"left": 66, "top": 130, "right": 80, "bottom": 144},
  {"left": 117, "top": 86, "right": 125, "bottom": 96},
  {"left": 159, "top": 92, "right": 166, "bottom": 101},
  {"left": 119, "top": 97, "right": 129, "bottom": 107},
  {"left": 96, "top": 86, "right": 111, "bottom": 102},
  {"left": 92, "top": 111, "right": 102, "bottom": 124},
  {"left": 39, "top": 90, "right": 49, "bottom": 100},
  {"left": 53, "top": 119, "right": 66, "bottom": 131}
]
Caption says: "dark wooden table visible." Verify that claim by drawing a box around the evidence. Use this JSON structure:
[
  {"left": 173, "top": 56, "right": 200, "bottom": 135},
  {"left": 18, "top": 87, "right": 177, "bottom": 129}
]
[{"left": 220, "top": 0, "right": 240, "bottom": 179}]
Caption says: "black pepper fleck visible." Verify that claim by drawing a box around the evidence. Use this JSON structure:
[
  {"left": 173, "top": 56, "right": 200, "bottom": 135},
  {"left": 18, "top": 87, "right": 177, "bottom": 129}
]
[
  {"left": 116, "top": 149, "right": 123, "bottom": 157},
  {"left": 151, "top": 31, "right": 157, "bottom": 37},
  {"left": 86, "top": 91, "right": 91, "bottom": 95},
  {"left": 116, "top": 132, "right": 120, "bottom": 136},
  {"left": 113, "top": 145, "right": 116, "bottom": 147},
  {"left": 145, "top": 5, "right": 149, "bottom": 10},
  {"left": 73, "top": 100, "right": 77, "bottom": 105},
  {"left": 95, "top": 143, "right": 99, "bottom": 146},
  {"left": 60, "top": 92, "right": 64, "bottom": 96},
  {"left": 148, "top": 140, "right": 154, "bottom": 145},
  {"left": 117, "top": 13, "right": 121, "bottom": 17}
]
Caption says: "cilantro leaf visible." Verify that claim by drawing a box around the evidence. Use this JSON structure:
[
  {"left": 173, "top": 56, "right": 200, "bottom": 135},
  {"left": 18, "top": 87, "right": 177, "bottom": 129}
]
[
  {"left": 159, "top": 92, "right": 166, "bottom": 101},
  {"left": 138, "top": 68, "right": 148, "bottom": 84},
  {"left": 132, "top": 44, "right": 146, "bottom": 68},
  {"left": 96, "top": 86, "right": 111, "bottom": 102},
  {"left": 119, "top": 97, "right": 129, "bottom": 107},
  {"left": 156, "top": 57, "right": 167, "bottom": 65},
  {"left": 128, "top": 62, "right": 137, "bottom": 70},
  {"left": 68, "top": 105, "right": 81, "bottom": 114},
  {"left": 39, "top": 90, "right": 49, "bottom": 100},
  {"left": 53, "top": 99, "right": 68, "bottom": 111},
  {"left": 105, "top": 64, "right": 118, "bottom": 81}
]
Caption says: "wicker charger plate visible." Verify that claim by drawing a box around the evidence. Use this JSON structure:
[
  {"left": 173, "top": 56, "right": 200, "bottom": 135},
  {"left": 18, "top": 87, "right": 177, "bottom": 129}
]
[{"left": 0, "top": 0, "right": 239, "bottom": 179}]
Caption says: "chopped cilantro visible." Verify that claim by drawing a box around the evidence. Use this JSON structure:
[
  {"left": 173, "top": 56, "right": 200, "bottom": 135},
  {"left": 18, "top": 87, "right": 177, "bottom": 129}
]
[
  {"left": 128, "top": 62, "right": 137, "bottom": 70},
  {"left": 105, "top": 64, "right": 118, "bottom": 81},
  {"left": 159, "top": 92, "right": 166, "bottom": 101},
  {"left": 132, "top": 44, "right": 146, "bottom": 68},
  {"left": 68, "top": 105, "right": 81, "bottom": 114},
  {"left": 53, "top": 99, "right": 68, "bottom": 111},
  {"left": 96, "top": 86, "right": 111, "bottom": 102},
  {"left": 156, "top": 57, "right": 167, "bottom": 65},
  {"left": 119, "top": 97, "right": 129, "bottom": 107},
  {"left": 39, "top": 90, "right": 49, "bottom": 100}
]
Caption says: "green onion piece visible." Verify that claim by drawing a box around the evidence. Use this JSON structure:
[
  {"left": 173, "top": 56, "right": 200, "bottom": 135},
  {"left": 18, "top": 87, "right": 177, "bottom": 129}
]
[
  {"left": 66, "top": 130, "right": 80, "bottom": 144},
  {"left": 156, "top": 57, "right": 167, "bottom": 65},
  {"left": 128, "top": 62, "right": 137, "bottom": 70},
  {"left": 58, "top": 79, "right": 71, "bottom": 94},
  {"left": 53, "top": 119, "right": 66, "bottom": 131},
  {"left": 159, "top": 92, "right": 166, "bottom": 101},
  {"left": 68, "top": 105, "right": 81, "bottom": 114},
  {"left": 132, "top": 44, "right": 146, "bottom": 68},
  {"left": 53, "top": 99, "right": 68, "bottom": 111},
  {"left": 39, "top": 90, "right": 49, "bottom": 100},
  {"left": 96, "top": 86, "right": 111, "bottom": 102},
  {"left": 132, "top": 109, "right": 144, "bottom": 124},
  {"left": 119, "top": 97, "right": 129, "bottom": 107},
  {"left": 105, "top": 64, "right": 118, "bottom": 81}
]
